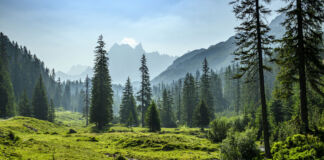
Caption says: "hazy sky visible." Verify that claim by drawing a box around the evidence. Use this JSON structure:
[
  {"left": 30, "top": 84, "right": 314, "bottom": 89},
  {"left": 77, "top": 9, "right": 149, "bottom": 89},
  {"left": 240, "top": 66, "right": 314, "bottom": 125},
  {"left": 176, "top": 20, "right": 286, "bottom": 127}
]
[{"left": 0, "top": 0, "right": 284, "bottom": 72}]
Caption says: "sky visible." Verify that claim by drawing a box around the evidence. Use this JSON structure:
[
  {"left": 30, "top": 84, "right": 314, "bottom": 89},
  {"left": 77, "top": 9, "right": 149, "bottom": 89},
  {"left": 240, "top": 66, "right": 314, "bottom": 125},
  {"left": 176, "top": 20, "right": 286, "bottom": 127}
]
[{"left": 0, "top": 0, "right": 285, "bottom": 72}]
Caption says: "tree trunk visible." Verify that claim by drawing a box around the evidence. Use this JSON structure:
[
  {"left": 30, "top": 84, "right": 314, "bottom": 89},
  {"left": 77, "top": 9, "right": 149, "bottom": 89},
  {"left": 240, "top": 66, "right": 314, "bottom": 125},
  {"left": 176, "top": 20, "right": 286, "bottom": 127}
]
[
  {"left": 296, "top": 0, "right": 309, "bottom": 134},
  {"left": 255, "top": 0, "right": 271, "bottom": 158}
]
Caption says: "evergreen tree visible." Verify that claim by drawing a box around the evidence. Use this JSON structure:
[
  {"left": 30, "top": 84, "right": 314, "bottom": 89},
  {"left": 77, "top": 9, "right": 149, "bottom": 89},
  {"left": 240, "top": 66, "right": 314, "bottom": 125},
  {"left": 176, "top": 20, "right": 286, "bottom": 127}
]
[
  {"left": 145, "top": 101, "right": 161, "bottom": 132},
  {"left": 19, "top": 90, "right": 32, "bottom": 117},
  {"left": 0, "top": 39, "right": 15, "bottom": 118},
  {"left": 48, "top": 99, "right": 55, "bottom": 122},
  {"left": 269, "top": 99, "right": 284, "bottom": 125},
  {"left": 210, "top": 70, "right": 227, "bottom": 112},
  {"left": 182, "top": 73, "right": 197, "bottom": 127},
  {"left": 137, "top": 54, "right": 152, "bottom": 127},
  {"left": 32, "top": 76, "right": 49, "bottom": 120},
  {"left": 200, "top": 58, "right": 214, "bottom": 119},
  {"left": 194, "top": 100, "right": 210, "bottom": 131},
  {"left": 54, "top": 78, "right": 62, "bottom": 107},
  {"left": 276, "top": 0, "right": 324, "bottom": 133},
  {"left": 230, "top": 0, "right": 273, "bottom": 157},
  {"left": 120, "top": 77, "right": 138, "bottom": 126},
  {"left": 161, "top": 88, "right": 176, "bottom": 128},
  {"left": 62, "top": 81, "right": 71, "bottom": 110},
  {"left": 90, "top": 35, "right": 113, "bottom": 129},
  {"left": 84, "top": 75, "right": 90, "bottom": 126}
]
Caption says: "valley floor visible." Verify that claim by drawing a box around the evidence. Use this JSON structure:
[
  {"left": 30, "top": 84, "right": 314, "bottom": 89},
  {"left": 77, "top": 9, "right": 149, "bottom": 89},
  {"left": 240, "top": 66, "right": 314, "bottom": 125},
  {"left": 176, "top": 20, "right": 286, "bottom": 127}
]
[{"left": 0, "top": 111, "right": 220, "bottom": 160}]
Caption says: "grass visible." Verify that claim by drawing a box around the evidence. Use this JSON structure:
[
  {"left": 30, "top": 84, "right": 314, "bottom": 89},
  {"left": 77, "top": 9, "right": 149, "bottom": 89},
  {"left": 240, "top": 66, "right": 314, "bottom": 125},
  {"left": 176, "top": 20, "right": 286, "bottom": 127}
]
[{"left": 0, "top": 111, "right": 220, "bottom": 160}]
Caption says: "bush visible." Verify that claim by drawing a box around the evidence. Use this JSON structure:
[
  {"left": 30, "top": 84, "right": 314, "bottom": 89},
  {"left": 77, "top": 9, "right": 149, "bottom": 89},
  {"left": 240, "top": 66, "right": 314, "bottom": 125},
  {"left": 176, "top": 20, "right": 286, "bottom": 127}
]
[
  {"left": 208, "top": 118, "right": 230, "bottom": 143},
  {"left": 271, "top": 119, "right": 300, "bottom": 142},
  {"left": 271, "top": 134, "right": 324, "bottom": 160},
  {"left": 220, "top": 129, "right": 260, "bottom": 160}
]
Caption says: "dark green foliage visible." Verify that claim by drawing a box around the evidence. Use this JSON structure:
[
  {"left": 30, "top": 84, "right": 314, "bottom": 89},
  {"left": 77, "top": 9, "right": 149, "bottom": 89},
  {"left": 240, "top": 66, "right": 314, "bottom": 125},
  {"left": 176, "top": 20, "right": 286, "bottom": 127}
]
[
  {"left": 119, "top": 77, "right": 138, "bottom": 126},
  {"left": 90, "top": 35, "right": 113, "bottom": 129},
  {"left": 145, "top": 101, "right": 161, "bottom": 132},
  {"left": 200, "top": 58, "right": 214, "bottom": 119},
  {"left": 48, "top": 99, "right": 55, "bottom": 122},
  {"left": 220, "top": 129, "right": 260, "bottom": 160},
  {"left": 32, "top": 76, "right": 49, "bottom": 120},
  {"left": 210, "top": 70, "right": 227, "bottom": 112},
  {"left": 62, "top": 81, "right": 71, "bottom": 110},
  {"left": 18, "top": 90, "right": 32, "bottom": 117},
  {"left": 0, "top": 38, "right": 15, "bottom": 118},
  {"left": 230, "top": 0, "right": 273, "bottom": 157},
  {"left": 137, "top": 54, "right": 152, "bottom": 127},
  {"left": 208, "top": 118, "right": 230, "bottom": 143},
  {"left": 271, "top": 134, "right": 324, "bottom": 160},
  {"left": 161, "top": 89, "right": 176, "bottom": 128},
  {"left": 84, "top": 75, "right": 90, "bottom": 126},
  {"left": 193, "top": 100, "right": 210, "bottom": 130},
  {"left": 276, "top": 0, "right": 324, "bottom": 133},
  {"left": 182, "top": 73, "right": 197, "bottom": 127},
  {"left": 270, "top": 99, "right": 284, "bottom": 125}
]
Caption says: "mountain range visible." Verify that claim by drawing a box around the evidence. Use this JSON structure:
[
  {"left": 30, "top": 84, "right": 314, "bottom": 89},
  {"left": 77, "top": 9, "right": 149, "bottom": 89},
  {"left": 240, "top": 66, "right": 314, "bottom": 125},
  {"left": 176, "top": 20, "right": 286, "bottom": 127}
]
[
  {"left": 151, "top": 14, "right": 286, "bottom": 84},
  {"left": 56, "top": 43, "right": 176, "bottom": 84}
]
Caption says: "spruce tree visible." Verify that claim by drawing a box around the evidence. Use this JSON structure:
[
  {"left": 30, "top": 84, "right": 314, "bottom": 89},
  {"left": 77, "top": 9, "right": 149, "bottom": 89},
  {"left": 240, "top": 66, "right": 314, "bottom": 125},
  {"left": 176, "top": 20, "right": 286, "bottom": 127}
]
[
  {"left": 230, "top": 0, "right": 273, "bottom": 157},
  {"left": 145, "top": 101, "right": 161, "bottom": 132},
  {"left": 19, "top": 90, "right": 32, "bottom": 117},
  {"left": 182, "top": 73, "right": 197, "bottom": 127},
  {"left": 276, "top": 0, "right": 324, "bottom": 133},
  {"left": 48, "top": 99, "right": 55, "bottom": 122},
  {"left": 0, "top": 40, "right": 15, "bottom": 118},
  {"left": 120, "top": 77, "right": 138, "bottom": 126},
  {"left": 32, "top": 76, "right": 49, "bottom": 120},
  {"left": 90, "top": 35, "right": 113, "bottom": 129},
  {"left": 200, "top": 58, "right": 214, "bottom": 119},
  {"left": 84, "top": 75, "right": 90, "bottom": 126},
  {"left": 193, "top": 100, "right": 210, "bottom": 131},
  {"left": 161, "top": 88, "right": 176, "bottom": 128},
  {"left": 137, "top": 54, "right": 152, "bottom": 127},
  {"left": 62, "top": 81, "right": 71, "bottom": 110}
]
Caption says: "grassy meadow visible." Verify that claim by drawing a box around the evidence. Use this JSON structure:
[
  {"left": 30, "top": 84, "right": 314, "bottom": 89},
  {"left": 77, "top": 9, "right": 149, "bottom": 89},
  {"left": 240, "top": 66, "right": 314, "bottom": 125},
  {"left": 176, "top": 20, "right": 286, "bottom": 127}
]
[{"left": 0, "top": 111, "right": 220, "bottom": 160}]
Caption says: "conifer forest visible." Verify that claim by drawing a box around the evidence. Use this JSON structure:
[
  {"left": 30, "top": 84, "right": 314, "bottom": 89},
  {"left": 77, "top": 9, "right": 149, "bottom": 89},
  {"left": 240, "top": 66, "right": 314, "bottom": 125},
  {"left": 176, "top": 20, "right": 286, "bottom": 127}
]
[{"left": 0, "top": 0, "right": 324, "bottom": 159}]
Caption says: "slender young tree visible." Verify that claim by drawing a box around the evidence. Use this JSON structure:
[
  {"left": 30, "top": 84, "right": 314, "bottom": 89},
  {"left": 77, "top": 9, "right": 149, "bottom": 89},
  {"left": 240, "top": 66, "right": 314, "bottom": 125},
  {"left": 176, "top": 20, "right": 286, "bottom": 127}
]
[
  {"left": 161, "top": 88, "right": 176, "bottom": 127},
  {"left": 48, "top": 99, "right": 55, "bottom": 122},
  {"left": 145, "top": 101, "right": 161, "bottom": 132},
  {"left": 84, "top": 75, "right": 90, "bottom": 126},
  {"left": 137, "top": 54, "right": 152, "bottom": 127},
  {"left": 182, "top": 73, "right": 197, "bottom": 127},
  {"left": 19, "top": 90, "right": 32, "bottom": 117},
  {"left": 32, "top": 76, "right": 49, "bottom": 120},
  {"left": 90, "top": 35, "right": 114, "bottom": 129},
  {"left": 120, "top": 77, "right": 138, "bottom": 126},
  {"left": 230, "top": 0, "right": 273, "bottom": 157},
  {"left": 0, "top": 40, "right": 15, "bottom": 118},
  {"left": 276, "top": 0, "right": 324, "bottom": 133},
  {"left": 200, "top": 58, "right": 214, "bottom": 119},
  {"left": 194, "top": 100, "right": 210, "bottom": 131}
]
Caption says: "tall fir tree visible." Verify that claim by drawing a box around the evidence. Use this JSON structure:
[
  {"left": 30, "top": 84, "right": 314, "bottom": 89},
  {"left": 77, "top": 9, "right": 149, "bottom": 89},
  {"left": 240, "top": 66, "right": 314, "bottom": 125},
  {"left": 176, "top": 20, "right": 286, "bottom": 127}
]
[
  {"left": 182, "top": 73, "right": 197, "bottom": 127},
  {"left": 84, "top": 75, "right": 90, "bottom": 126},
  {"left": 137, "top": 54, "right": 152, "bottom": 127},
  {"left": 19, "top": 90, "right": 32, "bottom": 117},
  {"left": 145, "top": 101, "right": 161, "bottom": 132},
  {"left": 210, "top": 70, "right": 227, "bottom": 112},
  {"left": 230, "top": 0, "right": 273, "bottom": 157},
  {"left": 161, "top": 88, "right": 176, "bottom": 128},
  {"left": 48, "top": 99, "right": 55, "bottom": 122},
  {"left": 120, "top": 77, "right": 138, "bottom": 126},
  {"left": 90, "top": 35, "right": 113, "bottom": 129},
  {"left": 193, "top": 100, "right": 210, "bottom": 131},
  {"left": 32, "top": 76, "right": 49, "bottom": 120},
  {"left": 0, "top": 39, "right": 15, "bottom": 118},
  {"left": 200, "top": 58, "right": 214, "bottom": 119},
  {"left": 276, "top": 0, "right": 324, "bottom": 133},
  {"left": 62, "top": 81, "right": 71, "bottom": 110}
]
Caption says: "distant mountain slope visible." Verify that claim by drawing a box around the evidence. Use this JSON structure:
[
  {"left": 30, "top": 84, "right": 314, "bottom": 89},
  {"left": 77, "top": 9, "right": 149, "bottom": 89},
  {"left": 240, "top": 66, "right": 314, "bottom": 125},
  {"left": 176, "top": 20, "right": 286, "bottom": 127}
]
[
  {"left": 152, "top": 14, "right": 286, "bottom": 84},
  {"left": 57, "top": 43, "right": 176, "bottom": 84}
]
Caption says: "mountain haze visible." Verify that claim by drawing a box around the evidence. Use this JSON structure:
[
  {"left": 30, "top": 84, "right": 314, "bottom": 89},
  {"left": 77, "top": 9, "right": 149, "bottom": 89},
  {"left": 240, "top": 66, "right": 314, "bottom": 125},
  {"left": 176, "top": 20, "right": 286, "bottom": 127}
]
[{"left": 152, "top": 14, "right": 286, "bottom": 84}]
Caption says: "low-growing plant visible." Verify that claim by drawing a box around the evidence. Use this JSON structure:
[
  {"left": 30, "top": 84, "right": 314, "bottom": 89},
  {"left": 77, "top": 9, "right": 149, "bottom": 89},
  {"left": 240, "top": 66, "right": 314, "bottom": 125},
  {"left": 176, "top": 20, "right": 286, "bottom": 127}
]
[
  {"left": 208, "top": 117, "right": 230, "bottom": 143},
  {"left": 220, "top": 129, "right": 260, "bottom": 160}
]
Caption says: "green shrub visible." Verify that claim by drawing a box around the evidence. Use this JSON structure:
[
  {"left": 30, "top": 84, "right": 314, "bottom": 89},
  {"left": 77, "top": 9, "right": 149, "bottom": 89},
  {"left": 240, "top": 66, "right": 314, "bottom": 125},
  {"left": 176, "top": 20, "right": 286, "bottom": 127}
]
[
  {"left": 271, "top": 134, "right": 324, "bottom": 160},
  {"left": 271, "top": 119, "right": 300, "bottom": 142},
  {"left": 220, "top": 129, "right": 260, "bottom": 160},
  {"left": 208, "top": 118, "right": 230, "bottom": 143}
]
